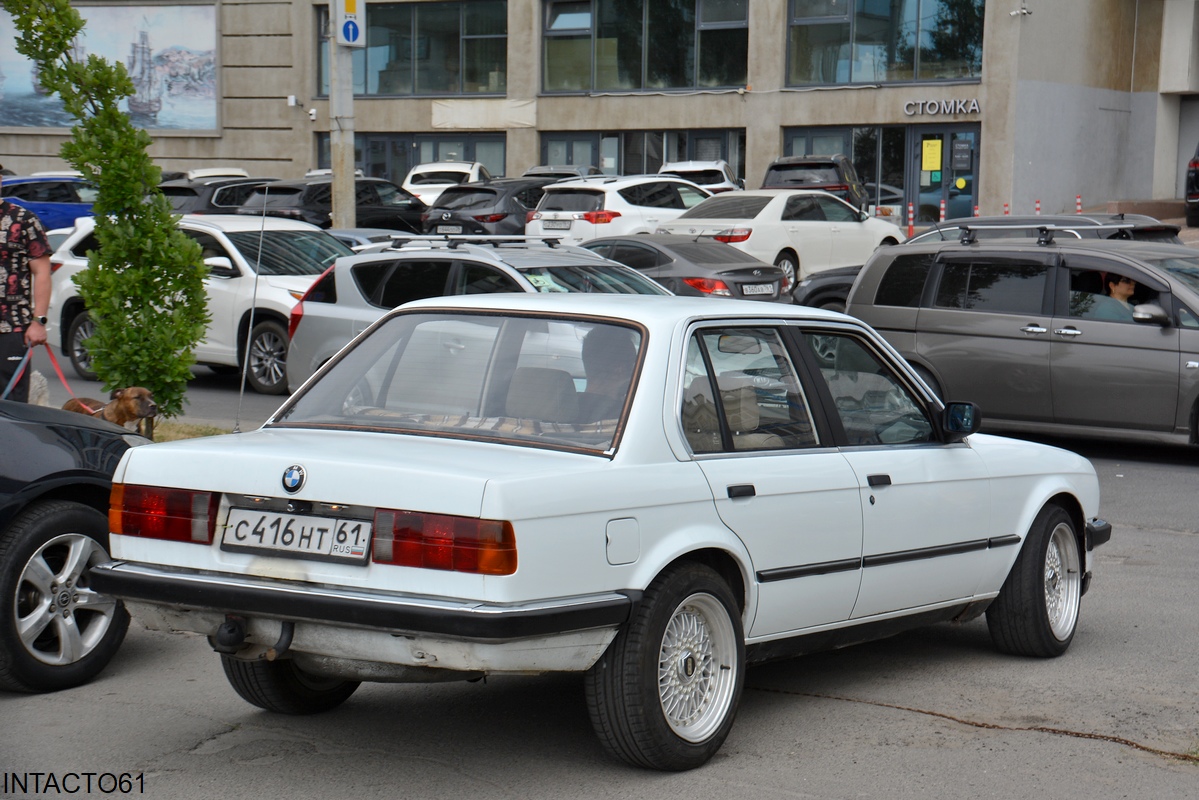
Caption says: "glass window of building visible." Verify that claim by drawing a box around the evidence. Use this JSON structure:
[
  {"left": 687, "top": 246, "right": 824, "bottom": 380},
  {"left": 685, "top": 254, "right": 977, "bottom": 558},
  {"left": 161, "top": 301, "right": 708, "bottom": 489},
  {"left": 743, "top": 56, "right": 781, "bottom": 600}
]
[
  {"left": 543, "top": 0, "right": 748, "bottom": 93},
  {"left": 318, "top": 1, "right": 507, "bottom": 97},
  {"left": 787, "top": 0, "right": 983, "bottom": 86},
  {"left": 317, "top": 133, "right": 506, "bottom": 184},
  {"left": 540, "top": 129, "right": 745, "bottom": 178}
]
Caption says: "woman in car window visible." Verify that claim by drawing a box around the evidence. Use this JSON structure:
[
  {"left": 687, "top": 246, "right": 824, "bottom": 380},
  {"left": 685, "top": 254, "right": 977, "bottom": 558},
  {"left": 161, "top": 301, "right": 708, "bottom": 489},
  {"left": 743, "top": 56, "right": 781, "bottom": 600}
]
[{"left": 1089, "top": 274, "right": 1137, "bottom": 321}]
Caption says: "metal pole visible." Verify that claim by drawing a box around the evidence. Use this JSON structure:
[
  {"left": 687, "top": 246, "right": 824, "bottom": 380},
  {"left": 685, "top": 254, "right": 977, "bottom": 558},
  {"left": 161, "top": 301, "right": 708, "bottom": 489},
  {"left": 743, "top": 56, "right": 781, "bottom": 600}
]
[{"left": 328, "top": 7, "right": 356, "bottom": 229}]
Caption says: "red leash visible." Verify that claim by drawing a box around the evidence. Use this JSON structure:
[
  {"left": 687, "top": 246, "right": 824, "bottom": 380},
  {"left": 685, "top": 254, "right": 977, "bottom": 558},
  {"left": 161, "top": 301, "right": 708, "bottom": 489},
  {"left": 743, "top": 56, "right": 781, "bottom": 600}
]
[{"left": 39, "top": 344, "right": 99, "bottom": 413}]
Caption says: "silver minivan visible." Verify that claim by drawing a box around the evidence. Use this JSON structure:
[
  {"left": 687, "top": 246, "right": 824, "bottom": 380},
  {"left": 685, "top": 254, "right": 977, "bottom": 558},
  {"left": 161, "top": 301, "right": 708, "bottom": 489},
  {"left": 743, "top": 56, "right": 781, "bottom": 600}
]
[{"left": 847, "top": 227, "right": 1199, "bottom": 446}]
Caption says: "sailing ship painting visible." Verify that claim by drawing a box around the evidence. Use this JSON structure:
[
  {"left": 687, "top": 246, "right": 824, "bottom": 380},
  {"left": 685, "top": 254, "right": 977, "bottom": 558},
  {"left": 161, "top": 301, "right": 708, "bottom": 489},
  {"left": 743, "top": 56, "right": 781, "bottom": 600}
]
[
  {"left": 0, "top": 5, "right": 216, "bottom": 130},
  {"left": 126, "top": 30, "right": 162, "bottom": 119}
]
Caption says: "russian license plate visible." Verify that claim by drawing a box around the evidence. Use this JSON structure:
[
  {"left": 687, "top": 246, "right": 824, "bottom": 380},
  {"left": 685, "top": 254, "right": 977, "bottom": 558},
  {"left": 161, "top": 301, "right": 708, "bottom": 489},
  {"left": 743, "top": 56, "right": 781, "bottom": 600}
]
[
  {"left": 541, "top": 219, "right": 572, "bottom": 230},
  {"left": 436, "top": 224, "right": 463, "bottom": 234},
  {"left": 742, "top": 283, "right": 774, "bottom": 296},
  {"left": 221, "top": 508, "right": 372, "bottom": 565}
]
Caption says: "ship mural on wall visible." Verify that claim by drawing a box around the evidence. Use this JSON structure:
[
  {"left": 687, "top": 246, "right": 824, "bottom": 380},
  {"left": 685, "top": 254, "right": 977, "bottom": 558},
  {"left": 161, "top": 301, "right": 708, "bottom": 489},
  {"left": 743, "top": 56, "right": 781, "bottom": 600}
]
[{"left": 0, "top": 5, "right": 217, "bottom": 131}]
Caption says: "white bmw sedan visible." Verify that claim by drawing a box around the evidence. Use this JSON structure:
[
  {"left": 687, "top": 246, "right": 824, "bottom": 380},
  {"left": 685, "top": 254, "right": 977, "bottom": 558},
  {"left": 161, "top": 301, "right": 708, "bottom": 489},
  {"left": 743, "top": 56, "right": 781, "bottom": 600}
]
[
  {"left": 655, "top": 189, "right": 905, "bottom": 288},
  {"left": 92, "top": 293, "right": 1110, "bottom": 771}
]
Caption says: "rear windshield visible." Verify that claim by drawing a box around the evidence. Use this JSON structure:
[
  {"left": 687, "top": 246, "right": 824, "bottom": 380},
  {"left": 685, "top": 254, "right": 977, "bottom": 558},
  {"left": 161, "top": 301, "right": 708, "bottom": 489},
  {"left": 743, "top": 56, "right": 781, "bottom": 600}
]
[
  {"left": 539, "top": 190, "right": 604, "bottom": 213},
  {"left": 665, "top": 241, "right": 760, "bottom": 265},
  {"left": 161, "top": 187, "right": 201, "bottom": 211},
  {"left": 241, "top": 186, "right": 305, "bottom": 209},
  {"left": 663, "top": 170, "right": 725, "bottom": 186},
  {"left": 763, "top": 165, "right": 840, "bottom": 186},
  {"left": 434, "top": 188, "right": 501, "bottom": 210},
  {"left": 410, "top": 172, "right": 468, "bottom": 185},
  {"left": 677, "top": 195, "right": 770, "bottom": 220},
  {"left": 516, "top": 264, "right": 669, "bottom": 294},
  {"left": 274, "top": 312, "right": 646, "bottom": 454}
]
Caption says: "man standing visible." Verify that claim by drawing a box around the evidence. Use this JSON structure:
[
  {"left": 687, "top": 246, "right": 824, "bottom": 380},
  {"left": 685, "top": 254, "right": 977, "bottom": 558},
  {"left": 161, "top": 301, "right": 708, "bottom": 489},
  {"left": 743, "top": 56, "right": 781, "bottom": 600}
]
[{"left": 0, "top": 166, "right": 53, "bottom": 402}]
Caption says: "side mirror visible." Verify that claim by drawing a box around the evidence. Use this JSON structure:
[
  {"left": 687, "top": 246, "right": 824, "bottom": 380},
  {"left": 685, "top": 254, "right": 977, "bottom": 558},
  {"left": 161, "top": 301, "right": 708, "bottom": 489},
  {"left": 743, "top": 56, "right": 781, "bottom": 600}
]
[
  {"left": 1132, "top": 303, "right": 1170, "bottom": 327},
  {"left": 942, "top": 401, "right": 982, "bottom": 442},
  {"left": 204, "top": 256, "right": 238, "bottom": 277}
]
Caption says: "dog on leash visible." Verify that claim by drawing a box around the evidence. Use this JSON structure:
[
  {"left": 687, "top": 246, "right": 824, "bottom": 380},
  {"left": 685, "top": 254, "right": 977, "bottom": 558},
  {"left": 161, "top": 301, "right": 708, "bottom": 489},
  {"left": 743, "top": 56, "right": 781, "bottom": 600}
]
[{"left": 63, "top": 387, "right": 157, "bottom": 428}]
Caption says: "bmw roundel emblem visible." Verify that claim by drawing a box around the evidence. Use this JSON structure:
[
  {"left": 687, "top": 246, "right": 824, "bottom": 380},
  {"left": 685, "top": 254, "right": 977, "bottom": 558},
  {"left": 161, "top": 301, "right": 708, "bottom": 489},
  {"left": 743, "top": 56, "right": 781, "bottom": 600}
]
[{"left": 282, "top": 465, "right": 306, "bottom": 493}]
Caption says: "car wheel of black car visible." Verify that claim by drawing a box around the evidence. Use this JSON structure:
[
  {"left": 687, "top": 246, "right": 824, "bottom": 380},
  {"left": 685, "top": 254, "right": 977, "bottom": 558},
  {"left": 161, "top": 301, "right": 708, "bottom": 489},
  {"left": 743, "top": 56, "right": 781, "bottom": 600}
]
[
  {"left": 0, "top": 501, "right": 129, "bottom": 692},
  {"left": 245, "top": 320, "right": 290, "bottom": 395},
  {"left": 221, "top": 655, "right": 360, "bottom": 714},
  {"left": 986, "top": 504, "right": 1081, "bottom": 658},
  {"left": 584, "top": 562, "right": 744, "bottom": 771},
  {"left": 66, "top": 313, "right": 98, "bottom": 382}
]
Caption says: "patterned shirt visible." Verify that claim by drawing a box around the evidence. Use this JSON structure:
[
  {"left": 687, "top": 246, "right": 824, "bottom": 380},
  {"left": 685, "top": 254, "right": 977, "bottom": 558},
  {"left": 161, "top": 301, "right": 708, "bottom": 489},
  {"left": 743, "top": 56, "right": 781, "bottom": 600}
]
[{"left": 0, "top": 200, "right": 51, "bottom": 333}]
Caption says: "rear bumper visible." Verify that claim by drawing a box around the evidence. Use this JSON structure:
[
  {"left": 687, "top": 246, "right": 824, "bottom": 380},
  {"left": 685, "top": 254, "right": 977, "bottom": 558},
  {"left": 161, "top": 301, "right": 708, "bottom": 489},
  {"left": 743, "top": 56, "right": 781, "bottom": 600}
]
[{"left": 90, "top": 560, "right": 636, "bottom": 642}]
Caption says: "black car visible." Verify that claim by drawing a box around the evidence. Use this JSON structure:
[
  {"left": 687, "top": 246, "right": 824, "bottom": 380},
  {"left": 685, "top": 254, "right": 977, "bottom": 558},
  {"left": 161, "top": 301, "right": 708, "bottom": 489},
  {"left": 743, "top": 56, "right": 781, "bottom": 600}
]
[
  {"left": 160, "top": 174, "right": 279, "bottom": 215},
  {"left": 422, "top": 177, "right": 559, "bottom": 236},
  {"left": 760, "top": 154, "right": 869, "bottom": 211},
  {"left": 793, "top": 213, "right": 1186, "bottom": 312},
  {"left": 580, "top": 234, "right": 788, "bottom": 302},
  {"left": 1186, "top": 140, "right": 1199, "bottom": 228},
  {"left": 0, "top": 401, "right": 147, "bottom": 692},
  {"left": 237, "top": 177, "right": 427, "bottom": 232}
]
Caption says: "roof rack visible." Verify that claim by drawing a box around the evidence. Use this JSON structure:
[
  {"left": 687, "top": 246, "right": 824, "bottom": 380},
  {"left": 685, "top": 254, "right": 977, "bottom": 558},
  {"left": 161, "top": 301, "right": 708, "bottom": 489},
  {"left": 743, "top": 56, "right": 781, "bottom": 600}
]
[
  {"left": 385, "top": 234, "right": 565, "bottom": 250},
  {"left": 951, "top": 221, "right": 1135, "bottom": 246}
]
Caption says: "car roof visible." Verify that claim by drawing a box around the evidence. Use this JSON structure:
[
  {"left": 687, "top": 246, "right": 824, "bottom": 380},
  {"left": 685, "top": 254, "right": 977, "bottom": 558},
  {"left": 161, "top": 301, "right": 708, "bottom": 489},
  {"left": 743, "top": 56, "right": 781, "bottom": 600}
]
[
  {"left": 583, "top": 234, "right": 774, "bottom": 263},
  {"left": 2, "top": 174, "right": 89, "bottom": 184},
  {"left": 398, "top": 289, "right": 845, "bottom": 326},
  {"left": 542, "top": 174, "right": 704, "bottom": 190},
  {"left": 70, "top": 213, "right": 324, "bottom": 235},
  {"left": 337, "top": 239, "right": 615, "bottom": 271},
  {"left": 660, "top": 160, "right": 730, "bottom": 170},
  {"left": 767, "top": 155, "right": 847, "bottom": 165},
  {"left": 897, "top": 232, "right": 1199, "bottom": 260},
  {"left": 160, "top": 176, "right": 277, "bottom": 189}
]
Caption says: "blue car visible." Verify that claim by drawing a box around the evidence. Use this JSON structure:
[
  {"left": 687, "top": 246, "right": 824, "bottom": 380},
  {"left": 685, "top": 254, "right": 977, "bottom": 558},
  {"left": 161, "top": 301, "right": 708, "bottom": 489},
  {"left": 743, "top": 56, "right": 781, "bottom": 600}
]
[{"left": 1, "top": 175, "right": 98, "bottom": 229}]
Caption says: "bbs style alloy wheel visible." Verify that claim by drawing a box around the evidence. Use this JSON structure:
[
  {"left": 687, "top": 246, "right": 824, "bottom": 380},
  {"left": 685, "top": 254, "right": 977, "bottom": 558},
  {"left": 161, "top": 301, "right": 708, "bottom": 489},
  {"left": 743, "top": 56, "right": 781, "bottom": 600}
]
[
  {"left": 987, "top": 503, "right": 1082, "bottom": 658},
  {"left": 0, "top": 501, "right": 130, "bottom": 692},
  {"left": 245, "top": 320, "right": 290, "bottom": 395},
  {"left": 584, "top": 562, "right": 744, "bottom": 771}
]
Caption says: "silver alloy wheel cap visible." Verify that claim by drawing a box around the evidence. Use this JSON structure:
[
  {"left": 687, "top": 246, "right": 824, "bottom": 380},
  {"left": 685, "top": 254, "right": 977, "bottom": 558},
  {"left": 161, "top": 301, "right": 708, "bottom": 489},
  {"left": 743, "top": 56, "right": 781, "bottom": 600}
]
[
  {"left": 16, "top": 533, "right": 120, "bottom": 666},
  {"left": 250, "top": 329, "right": 287, "bottom": 388},
  {"left": 657, "top": 592, "right": 738, "bottom": 742},
  {"left": 71, "top": 317, "right": 96, "bottom": 371},
  {"left": 1045, "top": 521, "right": 1081, "bottom": 640}
]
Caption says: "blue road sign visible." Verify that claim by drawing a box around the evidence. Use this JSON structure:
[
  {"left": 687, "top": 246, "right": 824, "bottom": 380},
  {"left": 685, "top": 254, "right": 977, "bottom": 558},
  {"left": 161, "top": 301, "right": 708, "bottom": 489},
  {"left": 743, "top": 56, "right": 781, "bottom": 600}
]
[{"left": 342, "top": 20, "right": 360, "bottom": 44}]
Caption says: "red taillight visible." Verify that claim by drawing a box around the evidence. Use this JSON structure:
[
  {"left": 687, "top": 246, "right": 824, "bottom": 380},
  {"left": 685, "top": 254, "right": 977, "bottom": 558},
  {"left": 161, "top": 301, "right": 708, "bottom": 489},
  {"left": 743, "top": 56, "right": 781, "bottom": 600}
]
[
  {"left": 288, "top": 302, "right": 304, "bottom": 338},
  {"left": 528, "top": 211, "right": 542, "bottom": 223},
  {"left": 474, "top": 213, "right": 508, "bottom": 223},
  {"left": 372, "top": 509, "right": 516, "bottom": 575},
  {"left": 581, "top": 210, "right": 622, "bottom": 224},
  {"left": 50, "top": 259, "right": 64, "bottom": 274},
  {"left": 714, "top": 227, "right": 751, "bottom": 243},
  {"left": 682, "top": 277, "right": 732, "bottom": 296},
  {"left": 110, "top": 484, "right": 219, "bottom": 544}
]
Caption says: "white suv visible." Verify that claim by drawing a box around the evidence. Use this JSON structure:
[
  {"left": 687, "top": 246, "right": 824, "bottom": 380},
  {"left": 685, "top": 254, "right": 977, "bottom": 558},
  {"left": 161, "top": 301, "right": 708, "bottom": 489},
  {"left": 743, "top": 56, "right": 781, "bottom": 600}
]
[
  {"left": 400, "top": 161, "right": 493, "bottom": 206},
  {"left": 47, "top": 215, "right": 353, "bottom": 394},
  {"left": 525, "top": 175, "right": 710, "bottom": 245},
  {"left": 658, "top": 160, "right": 744, "bottom": 193}
]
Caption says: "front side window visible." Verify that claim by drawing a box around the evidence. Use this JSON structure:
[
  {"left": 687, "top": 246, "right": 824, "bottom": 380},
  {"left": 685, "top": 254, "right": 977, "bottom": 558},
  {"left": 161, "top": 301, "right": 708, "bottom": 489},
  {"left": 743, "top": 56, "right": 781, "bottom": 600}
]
[
  {"left": 1065, "top": 266, "right": 1159, "bottom": 323},
  {"left": 787, "top": 0, "right": 984, "bottom": 86},
  {"left": 934, "top": 260, "right": 1047, "bottom": 314},
  {"left": 318, "top": 1, "right": 507, "bottom": 97},
  {"left": 801, "top": 331, "right": 932, "bottom": 446},
  {"left": 681, "top": 327, "right": 819, "bottom": 453},
  {"left": 223, "top": 230, "right": 352, "bottom": 276},
  {"left": 275, "top": 313, "right": 645, "bottom": 454},
  {"left": 544, "top": 0, "right": 748, "bottom": 93}
]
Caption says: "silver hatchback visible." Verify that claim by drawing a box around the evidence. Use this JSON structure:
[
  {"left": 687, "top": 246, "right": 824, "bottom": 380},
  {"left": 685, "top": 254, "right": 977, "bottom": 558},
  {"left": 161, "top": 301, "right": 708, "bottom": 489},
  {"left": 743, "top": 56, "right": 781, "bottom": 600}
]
[
  {"left": 285, "top": 236, "right": 669, "bottom": 392},
  {"left": 846, "top": 226, "right": 1199, "bottom": 446}
]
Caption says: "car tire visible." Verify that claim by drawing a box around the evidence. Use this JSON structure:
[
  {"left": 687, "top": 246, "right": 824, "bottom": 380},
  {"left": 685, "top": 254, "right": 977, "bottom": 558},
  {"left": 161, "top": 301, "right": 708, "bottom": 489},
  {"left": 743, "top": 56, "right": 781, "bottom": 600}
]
[
  {"left": 220, "top": 655, "right": 360, "bottom": 714},
  {"left": 245, "top": 320, "right": 289, "bottom": 395},
  {"left": 584, "top": 562, "right": 744, "bottom": 771},
  {"left": 986, "top": 504, "right": 1081, "bottom": 658},
  {"left": 0, "top": 501, "right": 129, "bottom": 692},
  {"left": 773, "top": 251, "right": 798, "bottom": 290},
  {"left": 66, "top": 313, "right": 98, "bottom": 382}
]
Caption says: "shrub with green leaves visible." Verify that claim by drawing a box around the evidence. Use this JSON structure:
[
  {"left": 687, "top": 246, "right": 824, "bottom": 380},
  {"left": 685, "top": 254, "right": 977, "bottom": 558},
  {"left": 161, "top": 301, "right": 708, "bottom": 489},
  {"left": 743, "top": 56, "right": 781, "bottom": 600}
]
[{"left": 4, "top": 0, "right": 209, "bottom": 419}]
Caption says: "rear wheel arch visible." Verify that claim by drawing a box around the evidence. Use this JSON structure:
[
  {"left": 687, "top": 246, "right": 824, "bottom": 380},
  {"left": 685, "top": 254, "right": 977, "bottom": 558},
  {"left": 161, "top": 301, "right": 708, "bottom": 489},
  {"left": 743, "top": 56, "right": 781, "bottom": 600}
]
[
  {"left": 656, "top": 548, "right": 748, "bottom": 616},
  {"left": 60, "top": 299, "right": 87, "bottom": 350}
]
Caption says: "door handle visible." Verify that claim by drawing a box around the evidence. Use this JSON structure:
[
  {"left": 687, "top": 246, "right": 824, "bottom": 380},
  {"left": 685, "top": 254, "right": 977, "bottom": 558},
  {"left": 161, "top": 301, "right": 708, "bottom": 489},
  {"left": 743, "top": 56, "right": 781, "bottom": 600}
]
[
  {"left": 727, "top": 484, "right": 756, "bottom": 498},
  {"left": 1053, "top": 328, "right": 1084, "bottom": 337},
  {"left": 1187, "top": 361, "right": 1199, "bottom": 370},
  {"left": 1019, "top": 325, "right": 1047, "bottom": 335},
  {"left": 867, "top": 474, "right": 892, "bottom": 488}
]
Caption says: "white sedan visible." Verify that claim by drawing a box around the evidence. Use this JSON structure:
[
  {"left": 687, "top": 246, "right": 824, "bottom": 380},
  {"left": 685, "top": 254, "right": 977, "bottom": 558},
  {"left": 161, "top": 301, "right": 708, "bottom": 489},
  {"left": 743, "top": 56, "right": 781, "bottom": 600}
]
[
  {"left": 656, "top": 189, "right": 905, "bottom": 287},
  {"left": 92, "top": 293, "right": 1110, "bottom": 771}
]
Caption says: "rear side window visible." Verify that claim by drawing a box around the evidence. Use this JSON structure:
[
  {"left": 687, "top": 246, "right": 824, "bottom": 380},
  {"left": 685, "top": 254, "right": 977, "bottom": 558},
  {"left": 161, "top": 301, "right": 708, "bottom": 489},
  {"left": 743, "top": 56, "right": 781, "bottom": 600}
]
[
  {"left": 934, "top": 260, "right": 1048, "bottom": 314},
  {"left": 435, "top": 189, "right": 501, "bottom": 210},
  {"left": 539, "top": 190, "right": 603, "bottom": 212},
  {"left": 619, "top": 182, "right": 686, "bottom": 209},
  {"left": 376, "top": 261, "right": 453, "bottom": 308},
  {"left": 874, "top": 253, "right": 933, "bottom": 307},
  {"left": 211, "top": 182, "right": 267, "bottom": 208},
  {"left": 764, "top": 164, "right": 839, "bottom": 186},
  {"left": 305, "top": 268, "right": 338, "bottom": 304},
  {"left": 678, "top": 194, "right": 770, "bottom": 220}
]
